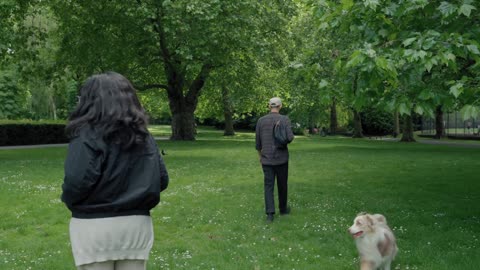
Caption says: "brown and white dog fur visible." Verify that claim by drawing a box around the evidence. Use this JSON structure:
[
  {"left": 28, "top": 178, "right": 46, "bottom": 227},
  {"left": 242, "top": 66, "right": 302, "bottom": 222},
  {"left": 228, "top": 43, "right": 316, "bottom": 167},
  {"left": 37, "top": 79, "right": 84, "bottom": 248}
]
[{"left": 348, "top": 213, "right": 398, "bottom": 270}]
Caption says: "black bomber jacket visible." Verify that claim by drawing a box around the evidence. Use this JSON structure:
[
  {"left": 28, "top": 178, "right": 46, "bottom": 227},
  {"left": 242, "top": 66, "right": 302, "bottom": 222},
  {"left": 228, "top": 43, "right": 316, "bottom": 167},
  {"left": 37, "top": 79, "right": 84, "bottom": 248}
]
[{"left": 61, "top": 128, "right": 169, "bottom": 219}]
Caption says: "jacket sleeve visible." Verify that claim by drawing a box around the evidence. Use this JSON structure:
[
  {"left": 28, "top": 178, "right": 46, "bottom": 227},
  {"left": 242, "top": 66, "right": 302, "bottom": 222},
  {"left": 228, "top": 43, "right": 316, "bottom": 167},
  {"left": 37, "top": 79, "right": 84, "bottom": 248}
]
[
  {"left": 255, "top": 119, "right": 262, "bottom": 151},
  {"left": 150, "top": 135, "right": 169, "bottom": 192},
  {"left": 286, "top": 117, "right": 295, "bottom": 143},
  {"left": 61, "top": 137, "right": 103, "bottom": 208},
  {"left": 158, "top": 152, "right": 169, "bottom": 192}
]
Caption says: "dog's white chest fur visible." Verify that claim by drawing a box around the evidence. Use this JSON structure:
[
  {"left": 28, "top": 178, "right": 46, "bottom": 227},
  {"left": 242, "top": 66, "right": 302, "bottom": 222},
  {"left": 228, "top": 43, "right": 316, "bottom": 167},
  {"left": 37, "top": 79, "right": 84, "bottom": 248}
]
[{"left": 355, "top": 227, "right": 394, "bottom": 265}]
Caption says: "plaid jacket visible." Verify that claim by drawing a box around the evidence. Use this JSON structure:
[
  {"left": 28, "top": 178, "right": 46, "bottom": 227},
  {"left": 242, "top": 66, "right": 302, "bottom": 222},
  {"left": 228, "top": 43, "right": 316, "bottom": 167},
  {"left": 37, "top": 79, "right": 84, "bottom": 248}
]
[{"left": 255, "top": 112, "right": 294, "bottom": 165}]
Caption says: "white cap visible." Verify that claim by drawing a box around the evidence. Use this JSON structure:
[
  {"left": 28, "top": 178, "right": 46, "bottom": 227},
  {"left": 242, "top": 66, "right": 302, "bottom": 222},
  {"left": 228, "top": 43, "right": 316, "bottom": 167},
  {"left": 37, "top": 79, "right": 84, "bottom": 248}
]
[{"left": 269, "top": 97, "right": 282, "bottom": 107}]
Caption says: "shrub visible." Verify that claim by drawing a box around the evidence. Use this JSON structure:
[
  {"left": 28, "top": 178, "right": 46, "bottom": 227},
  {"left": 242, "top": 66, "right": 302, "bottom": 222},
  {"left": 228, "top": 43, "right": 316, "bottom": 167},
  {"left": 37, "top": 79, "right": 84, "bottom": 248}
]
[
  {"left": 0, "top": 121, "right": 68, "bottom": 146},
  {"left": 332, "top": 126, "right": 353, "bottom": 136},
  {"left": 291, "top": 124, "right": 306, "bottom": 136},
  {"left": 203, "top": 114, "right": 259, "bottom": 131},
  {"left": 360, "top": 108, "right": 394, "bottom": 136}
]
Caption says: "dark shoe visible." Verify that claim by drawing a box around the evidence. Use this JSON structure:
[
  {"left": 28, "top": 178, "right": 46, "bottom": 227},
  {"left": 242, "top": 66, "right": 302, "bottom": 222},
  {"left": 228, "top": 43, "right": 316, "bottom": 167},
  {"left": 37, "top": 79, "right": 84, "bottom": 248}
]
[
  {"left": 266, "top": 214, "right": 274, "bottom": 222},
  {"left": 280, "top": 207, "right": 291, "bottom": 215}
]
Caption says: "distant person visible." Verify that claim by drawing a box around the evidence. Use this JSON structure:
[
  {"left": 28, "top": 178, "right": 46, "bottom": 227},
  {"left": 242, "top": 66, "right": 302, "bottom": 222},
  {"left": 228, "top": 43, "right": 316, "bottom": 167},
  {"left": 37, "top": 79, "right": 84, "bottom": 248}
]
[
  {"left": 61, "top": 72, "right": 169, "bottom": 270},
  {"left": 255, "top": 97, "right": 294, "bottom": 222},
  {"left": 321, "top": 127, "right": 328, "bottom": 137}
]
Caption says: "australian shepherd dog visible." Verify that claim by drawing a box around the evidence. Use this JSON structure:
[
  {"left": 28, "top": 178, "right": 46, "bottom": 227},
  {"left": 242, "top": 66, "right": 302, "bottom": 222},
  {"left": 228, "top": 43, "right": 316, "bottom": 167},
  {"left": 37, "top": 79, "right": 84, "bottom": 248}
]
[{"left": 348, "top": 213, "right": 398, "bottom": 270}]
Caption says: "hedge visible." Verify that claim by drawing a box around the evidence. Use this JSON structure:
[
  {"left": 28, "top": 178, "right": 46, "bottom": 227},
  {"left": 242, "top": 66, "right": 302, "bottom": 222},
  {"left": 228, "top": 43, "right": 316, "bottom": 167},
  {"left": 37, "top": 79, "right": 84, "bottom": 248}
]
[{"left": 0, "top": 122, "right": 68, "bottom": 146}]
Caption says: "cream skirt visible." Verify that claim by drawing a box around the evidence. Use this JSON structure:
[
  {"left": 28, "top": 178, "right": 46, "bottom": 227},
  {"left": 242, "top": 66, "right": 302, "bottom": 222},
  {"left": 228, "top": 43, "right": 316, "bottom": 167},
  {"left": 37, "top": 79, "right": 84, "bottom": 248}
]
[{"left": 69, "top": 215, "right": 154, "bottom": 266}]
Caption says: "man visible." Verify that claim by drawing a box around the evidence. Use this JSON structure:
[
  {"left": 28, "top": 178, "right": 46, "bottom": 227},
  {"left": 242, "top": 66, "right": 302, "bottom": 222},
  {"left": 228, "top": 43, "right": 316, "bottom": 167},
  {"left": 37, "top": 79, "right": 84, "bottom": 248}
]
[{"left": 255, "top": 97, "right": 294, "bottom": 222}]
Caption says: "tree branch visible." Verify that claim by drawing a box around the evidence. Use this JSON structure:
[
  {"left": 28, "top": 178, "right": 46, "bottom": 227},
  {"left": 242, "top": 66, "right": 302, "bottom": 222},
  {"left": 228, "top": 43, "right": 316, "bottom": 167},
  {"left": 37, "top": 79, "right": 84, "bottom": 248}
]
[
  {"left": 135, "top": 83, "right": 169, "bottom": 91},
  {"left": 151, "top": 6, "right": 185, "bottom": 96},
  {"left": 186, "top": 63, "right": 214, "bottom": 104},
  {"left": 153, "top": 7, "right": 171, "bottom": 64}
]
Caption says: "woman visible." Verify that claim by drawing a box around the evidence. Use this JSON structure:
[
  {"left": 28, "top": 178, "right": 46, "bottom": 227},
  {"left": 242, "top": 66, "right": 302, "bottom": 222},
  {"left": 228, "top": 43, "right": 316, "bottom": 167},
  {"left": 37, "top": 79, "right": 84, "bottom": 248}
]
[{"left": 61, "top": 72, "right": 169, "bottom": 270}]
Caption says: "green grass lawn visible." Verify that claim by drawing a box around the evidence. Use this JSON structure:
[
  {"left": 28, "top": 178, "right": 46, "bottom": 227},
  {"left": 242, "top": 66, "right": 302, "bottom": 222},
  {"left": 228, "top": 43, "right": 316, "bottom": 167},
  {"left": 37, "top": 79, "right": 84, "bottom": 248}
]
[{"left": 1, "top": 126, "right": 479, "bottom": 269}]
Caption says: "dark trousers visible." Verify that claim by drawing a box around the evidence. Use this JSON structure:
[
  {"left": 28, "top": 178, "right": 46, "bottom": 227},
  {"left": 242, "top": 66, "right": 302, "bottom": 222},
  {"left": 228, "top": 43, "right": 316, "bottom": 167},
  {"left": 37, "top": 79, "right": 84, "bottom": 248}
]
[{"left": 262, "top": 163, "right": 288, "bottom": 214}]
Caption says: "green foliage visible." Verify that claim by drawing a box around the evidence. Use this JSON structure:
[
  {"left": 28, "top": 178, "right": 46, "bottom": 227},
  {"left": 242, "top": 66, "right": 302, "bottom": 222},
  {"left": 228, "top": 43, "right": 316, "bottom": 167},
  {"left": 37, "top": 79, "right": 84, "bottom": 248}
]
[
  {"left": 1, "top": 1, "right": 79, "bottom": 120},
  {"left": 138, "top": 89, "right": 171, "bottom": 122},
  {"left": 457, "top": 75, "right": 480, "bottom": 118},
  {"left": 49, "top": 0, "right": 292, "bottom": 91},
  {"left": 3, "top": 0, "right": 480, "bottom": 130},
  {"left": 196, "top": 54, "right": 275, "bottom": 122},
  {"left": 316, "top": 0, "right": 480, "bottom": 121},
  {"left": 460, "top": 104, "right": 480, "bottom": 120},
  {"left": 47, "top": 0, "right": 294, "bottom": 139},
  {"left": 0, "top": 68, "right": 28, "bottom": 119},
  {"left": 284, "top": 2, "right": 339, "bottom": 129}
]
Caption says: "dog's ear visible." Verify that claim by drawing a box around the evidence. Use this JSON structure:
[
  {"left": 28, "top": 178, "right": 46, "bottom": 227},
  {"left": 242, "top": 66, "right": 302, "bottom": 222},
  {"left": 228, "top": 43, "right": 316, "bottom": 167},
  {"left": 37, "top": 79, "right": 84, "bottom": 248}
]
[
  {"left": 357, "top": 211, "right": 367, "bottom": 217},
  {"left": 374, "top": 214, "right": 387, "bottom": 224},
  {"left": 366, "top": 215, "right": 375, "bottom": 226}
]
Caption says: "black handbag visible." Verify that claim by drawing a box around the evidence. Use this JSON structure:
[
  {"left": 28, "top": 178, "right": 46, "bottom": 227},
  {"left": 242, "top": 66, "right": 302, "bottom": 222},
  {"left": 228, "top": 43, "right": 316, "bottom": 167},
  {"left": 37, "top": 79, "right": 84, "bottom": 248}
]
[{"left": 273, "top": 119, "right": 289, "bottom": 149}]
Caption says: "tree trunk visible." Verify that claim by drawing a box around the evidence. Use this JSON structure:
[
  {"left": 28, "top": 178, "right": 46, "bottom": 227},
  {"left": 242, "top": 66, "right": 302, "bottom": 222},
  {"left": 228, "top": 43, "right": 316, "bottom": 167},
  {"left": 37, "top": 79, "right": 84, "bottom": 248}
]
[
  {"left": 330, "top": 97, "right": 337, "bottom": 135},
  {"left": 222, "top": 87, "right": 235, "bottom": 136},
  {"left": 400, "top": 113, "right": 416, "bottom": 142},
  {"left": 434, "top": 105, "right": 444, "bottom": 139},
  {"left": 351, "top": 72, "right": 363, "bottom": 138},
  {"left": 162, "top": 63, "right": 211, "bottom": 140},
  {"left": 308, "top": 109, "right": 316, "bottom": 134},
  {"left": 155, "top": 10, "right": 212, "bottom": 140},
  {"left": 352, "top": 110, "right": 363, "bottom": 138},
  {"left": 169, "top": 97, "right": 196, "bottom": 140},
  {"left": 393, "top": 110, "right": 400, "bottom": 138},
  {"left": 50, "top": 96, "right": 57, "bottom": 120}
]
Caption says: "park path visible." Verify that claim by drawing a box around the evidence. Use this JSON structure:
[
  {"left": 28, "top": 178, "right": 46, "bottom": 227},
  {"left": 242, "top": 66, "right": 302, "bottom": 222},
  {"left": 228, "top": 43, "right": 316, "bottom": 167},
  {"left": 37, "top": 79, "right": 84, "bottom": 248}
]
[
  {"left": 416, "top": 139, "right": 480, "bottom": 148},
  {"left": 1, "top": 137, "right": 479, "bottom": 150},
  {"left": 374, "top": 138, "right": 480, "bottom": 148}
]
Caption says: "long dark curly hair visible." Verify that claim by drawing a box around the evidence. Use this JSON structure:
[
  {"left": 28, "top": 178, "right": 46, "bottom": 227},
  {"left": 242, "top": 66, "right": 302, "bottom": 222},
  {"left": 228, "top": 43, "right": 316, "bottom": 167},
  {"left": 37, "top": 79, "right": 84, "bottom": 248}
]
[{"left": 66, "top": 72, "right": 149, "bottom": 148}]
